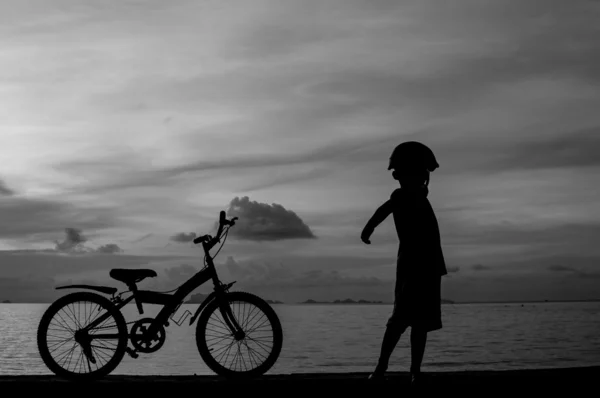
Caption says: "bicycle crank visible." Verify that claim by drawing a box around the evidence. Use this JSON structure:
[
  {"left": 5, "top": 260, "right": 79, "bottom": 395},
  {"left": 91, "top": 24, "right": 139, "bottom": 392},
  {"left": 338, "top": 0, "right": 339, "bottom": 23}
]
[{"left": 130, "top": 318, "right": 166, "bottom": 354}]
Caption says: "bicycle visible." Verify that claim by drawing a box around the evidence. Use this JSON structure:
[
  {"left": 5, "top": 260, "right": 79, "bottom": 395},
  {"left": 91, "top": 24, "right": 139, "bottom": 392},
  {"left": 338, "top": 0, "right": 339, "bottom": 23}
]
[{"left": 36, "top": 211, "right": 283, "bottom": 380}]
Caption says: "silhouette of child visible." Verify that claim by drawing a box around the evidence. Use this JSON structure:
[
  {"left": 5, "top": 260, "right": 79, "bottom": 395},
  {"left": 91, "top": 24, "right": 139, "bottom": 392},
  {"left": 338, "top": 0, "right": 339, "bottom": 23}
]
[{"left": 360, "top": 141, "right": 448, "bottom": 386}]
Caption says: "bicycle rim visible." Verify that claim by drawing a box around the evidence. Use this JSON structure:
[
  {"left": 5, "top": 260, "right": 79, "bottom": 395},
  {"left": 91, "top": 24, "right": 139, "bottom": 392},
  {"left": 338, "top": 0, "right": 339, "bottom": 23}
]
[
  {"left": 195, "top": 291, "right": 283, "bottom": 378},
  {"left": 37, "top": 292, "right": 128, "bottom": 379}
]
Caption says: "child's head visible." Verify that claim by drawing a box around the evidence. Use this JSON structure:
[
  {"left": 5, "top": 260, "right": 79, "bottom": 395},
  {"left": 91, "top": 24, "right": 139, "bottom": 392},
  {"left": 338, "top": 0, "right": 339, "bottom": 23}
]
[
  {"left": 392, "top": 167, "right": 430, "bottom": 188},
  {"left": 387, "top": 141, "right": 439, "bottom": 188}
]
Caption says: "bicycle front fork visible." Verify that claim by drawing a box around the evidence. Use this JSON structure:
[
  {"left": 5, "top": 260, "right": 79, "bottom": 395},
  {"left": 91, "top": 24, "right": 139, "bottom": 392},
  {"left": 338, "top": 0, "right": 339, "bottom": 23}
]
[{"left": 217, "top": 298, "right": 245, "bottom": 340}]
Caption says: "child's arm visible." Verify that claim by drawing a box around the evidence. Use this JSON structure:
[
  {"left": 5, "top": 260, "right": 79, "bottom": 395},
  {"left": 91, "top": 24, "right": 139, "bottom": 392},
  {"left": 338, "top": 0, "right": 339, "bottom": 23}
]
[{"left": 361, "top": 198, "right": 393, "bottom": 244}]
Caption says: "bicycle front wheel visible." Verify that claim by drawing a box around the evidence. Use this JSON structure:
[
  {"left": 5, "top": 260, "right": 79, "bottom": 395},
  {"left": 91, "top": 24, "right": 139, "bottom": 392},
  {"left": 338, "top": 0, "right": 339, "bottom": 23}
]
[
  {"left": 195, "top": 291, "right": 283, "bottom": 378},
  {"left": 37, "top": 291, "right": 128, "bottom": 380}
]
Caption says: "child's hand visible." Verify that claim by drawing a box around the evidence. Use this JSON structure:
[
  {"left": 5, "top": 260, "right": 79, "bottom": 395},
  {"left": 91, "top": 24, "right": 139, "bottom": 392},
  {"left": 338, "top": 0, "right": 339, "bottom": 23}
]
[{"left": 361, "top": 226, "right": 373, "bottom": 245}]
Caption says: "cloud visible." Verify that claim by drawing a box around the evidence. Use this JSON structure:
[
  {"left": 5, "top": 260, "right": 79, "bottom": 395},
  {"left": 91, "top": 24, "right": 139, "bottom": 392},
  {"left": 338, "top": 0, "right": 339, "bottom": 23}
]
[
  {"left": 126, "top": 263, "right": 205, "bottom": 292},
  {"left": 476, "top": 127, "right": 600, "bottom": 173},
  {"left": 0, "top": 196, "right": 117, "bottom": 240},
  {"left": 472, "top": 264, "right": 490, "bottom": 271},
  {"left": 164, "top": 264, "right": 197, "bottom": 286},
  {"left": 447, "top": 265, "right": 460, "bottom": 273},
  {"left": 548, "top": 264, "right": 574, "bottom": 272},
  {"left": 221, "top": 256, "right": 391, "bottom": 302},
  {"left": 439, "top": 216, "right": 600, "bottom": 261},
  {"left": 225, "top": 256, "right": 294, "bottom": 283},
  {"left": 224, "top": 256, "right": 387, "bottom": 288},
  {"left": 50, "top": 133, "right": 395, "bottom": 196},
  {"left": 237, "top": 165, "right": 332, "bottom": 193},
  {"left": 53, "top": 227, "right": 123, "bottom": 254},
  {"left": 96, "top": 243, "right": 123, "bottom": 254},
  {"left": 170, "top": 232, "right": 197, "bottom": 243},
  {"left": 0, "top": 179, "right": 14, "bottom": 196},
  {"left": 54, "top": 227, "right": 89, "bottom": 253},
  {"left": 223, "top": 196, "right": 316, "bottom": 241},
  {"left": 131, "top": 233, "right": 153, "bottom": 243},
  {"left": 547, "top": 264, "right": 600, "bottom": 279}
]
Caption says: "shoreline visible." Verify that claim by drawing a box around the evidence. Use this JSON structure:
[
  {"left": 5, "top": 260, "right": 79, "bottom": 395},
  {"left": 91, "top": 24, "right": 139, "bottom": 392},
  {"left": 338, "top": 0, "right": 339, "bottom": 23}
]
[
  {"left": 1, "top": 366, "right": 598, "bottom": 395},
  {"left": 3, "top": 299, "right": 600, "bottom": 305}
]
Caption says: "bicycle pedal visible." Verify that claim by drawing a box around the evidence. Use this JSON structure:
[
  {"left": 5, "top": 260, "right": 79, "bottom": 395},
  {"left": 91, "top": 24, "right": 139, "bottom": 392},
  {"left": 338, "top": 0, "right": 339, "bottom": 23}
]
[{"left": 126, "top": 347, "right": 139, "bottom": 359}]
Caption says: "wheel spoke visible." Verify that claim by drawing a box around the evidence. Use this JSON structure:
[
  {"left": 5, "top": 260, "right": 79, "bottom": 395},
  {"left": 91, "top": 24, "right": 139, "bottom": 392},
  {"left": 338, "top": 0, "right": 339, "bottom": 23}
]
[
  {"left": 38, "top": 294, "right": 126, "bottom": 379},
  {"left": 197, "top": 293, "right": 281, "bottom": 377}
]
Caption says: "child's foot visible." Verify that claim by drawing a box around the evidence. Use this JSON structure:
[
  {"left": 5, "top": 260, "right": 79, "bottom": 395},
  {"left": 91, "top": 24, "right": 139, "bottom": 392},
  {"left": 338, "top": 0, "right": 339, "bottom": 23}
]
[
  {"left": 367, "top": 364, "right": 387, "bottom": 381},
  {"left": 410, "top": 371, "right": 424, "bottom": 388},
  {"left": 368, "top": 371, "right": 385, "bottom": 381}
]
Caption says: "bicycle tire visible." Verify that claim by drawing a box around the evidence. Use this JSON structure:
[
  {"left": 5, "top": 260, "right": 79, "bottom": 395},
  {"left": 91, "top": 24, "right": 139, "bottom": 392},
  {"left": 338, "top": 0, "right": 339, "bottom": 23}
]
[
  {"left": 37, "top": 291, "right": 128, "bottom": 380},
  {"left": 195, "top": 291, "right": 283, "bottom": 378}
]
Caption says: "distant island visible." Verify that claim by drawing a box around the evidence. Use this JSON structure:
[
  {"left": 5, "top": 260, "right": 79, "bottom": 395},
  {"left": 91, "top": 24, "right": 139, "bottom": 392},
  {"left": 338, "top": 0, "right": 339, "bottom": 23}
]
[
  {"left": 299, "top": 298, "right": 455, "bottom": 304},
  {"left": 186, "top": 293, "right": 283, "bottom": 304},
  {"left": 2, "top": 300, "right": 11, "bottom": 304},
  {"left": 300, "top": 299, "right": 384, "bottom": 304}
]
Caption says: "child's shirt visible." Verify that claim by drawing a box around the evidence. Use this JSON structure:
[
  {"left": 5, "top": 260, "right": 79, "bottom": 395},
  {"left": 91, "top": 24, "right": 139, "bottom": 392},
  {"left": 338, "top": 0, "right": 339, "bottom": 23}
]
[{"left": 389, "top": 187, "right": 448, "bottom": 278}]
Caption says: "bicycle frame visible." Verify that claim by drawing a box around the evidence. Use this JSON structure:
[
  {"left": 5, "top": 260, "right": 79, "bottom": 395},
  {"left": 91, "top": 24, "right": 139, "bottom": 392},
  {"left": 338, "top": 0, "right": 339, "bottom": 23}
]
[{"left": 80, "top": 219, "right": 242, "bottom": 345}]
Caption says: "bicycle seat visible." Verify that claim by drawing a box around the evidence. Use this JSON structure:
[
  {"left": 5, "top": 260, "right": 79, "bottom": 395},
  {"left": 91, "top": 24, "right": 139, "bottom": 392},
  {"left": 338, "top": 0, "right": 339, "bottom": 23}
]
[{"left": 109, "top": 268, "right": 157, "bottom": 285}]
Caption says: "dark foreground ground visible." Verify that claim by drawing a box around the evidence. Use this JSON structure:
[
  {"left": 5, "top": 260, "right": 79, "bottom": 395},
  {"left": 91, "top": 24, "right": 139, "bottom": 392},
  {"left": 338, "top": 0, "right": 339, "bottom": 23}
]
[{"left": 1, "top": 366, "right": 598, "bottom": 396}]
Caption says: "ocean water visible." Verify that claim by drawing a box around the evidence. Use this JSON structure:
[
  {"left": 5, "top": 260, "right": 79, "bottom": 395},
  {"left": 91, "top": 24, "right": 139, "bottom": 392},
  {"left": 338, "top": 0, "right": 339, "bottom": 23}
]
[{"left": 1, "top": 301, "right": 599, "bottom": 376}]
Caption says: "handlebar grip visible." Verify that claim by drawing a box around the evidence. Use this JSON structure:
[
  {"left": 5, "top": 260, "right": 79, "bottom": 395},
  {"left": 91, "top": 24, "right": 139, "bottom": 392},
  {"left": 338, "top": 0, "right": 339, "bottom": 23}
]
[{"left": 193, "top": 234, "right": 209, "bottom": 244}]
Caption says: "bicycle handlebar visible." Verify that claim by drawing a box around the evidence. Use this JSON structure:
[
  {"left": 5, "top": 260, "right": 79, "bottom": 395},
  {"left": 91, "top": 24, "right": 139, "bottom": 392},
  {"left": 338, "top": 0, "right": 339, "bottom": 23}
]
[{"left": 193, "top": 211, "right": 238, "bottom": 250}]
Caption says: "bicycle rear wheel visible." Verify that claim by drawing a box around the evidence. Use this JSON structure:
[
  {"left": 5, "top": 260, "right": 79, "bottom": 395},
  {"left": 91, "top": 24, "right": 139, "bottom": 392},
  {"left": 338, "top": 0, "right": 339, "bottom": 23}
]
[
  {"left": 37, "top": 291, "right": 128, "bottom": 379},
  {"left": 195, "top": 291, "right": 283, "bottom": 378}
]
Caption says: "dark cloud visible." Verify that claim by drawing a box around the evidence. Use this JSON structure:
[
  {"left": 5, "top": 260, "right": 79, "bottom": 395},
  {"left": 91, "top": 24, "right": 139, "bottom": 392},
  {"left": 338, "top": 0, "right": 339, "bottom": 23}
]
[
  {"left": 228, "top": 19, "right": 344, "bottom": 60},
  {"left": 170, "top": 232, "right": 197, "bottom": 243},
  {"left": 54, "top": 227, "right": 89, "bottom": 253},
  {"left": 51, "top": 133, "right": 396, "bottom": 195},
  {"left": 548, "top": 264, "right": 574, "bottom": 272},
  {"left": 52, "top": 228, "right": 123, "bottom": 254},
  {"left": 161, "top": 263, "right": 198, "bottom": 288},
  {"left": 0, "top": 179, "right": 14, "bottom": 196},
  {"left": 284, "top": 269, "right": 385, "bottom": 289},
  {"left": 223, "top": 256, "right": 389, "bottom": 302},
  {"left": 225, "top": 256, "right": 383, "bottom": 288},
  {"left": 0, "top": 250, "right": 155, "bottom": 278},
  {"left": 225, "top": 256, "right": 294, "bottom": 283},
  {"left": 439, "top": 218, "right": 600, "bottom": 258},
  {"left": 475, "top": 127, "right": 600, "bottom": 173},
  {"left": 131, "top": 233, "right": 153, "bottom": 243},
  {"left": 50, "top": 262, "right": 206, "bottom": 298},
  {"left": 0, "top": 196, "right": 116, "bottom": 239},
  {"left": 447, "top": 265, "right": 460, "bottom": 273},
  {"left": 547, "top": 264, "right": 600, "bottom": 279},
  {"left": 223, "top": 196, "right": 316, "bottom": 241},
  {"left": 96, "top": 243, "right": 123, "bottom": 254},
  {"left": 238, "top": 166, "right": 332, "bottom": 193},
  {"left": 168, "top": 133, "right": 394, "bottom": 175}
]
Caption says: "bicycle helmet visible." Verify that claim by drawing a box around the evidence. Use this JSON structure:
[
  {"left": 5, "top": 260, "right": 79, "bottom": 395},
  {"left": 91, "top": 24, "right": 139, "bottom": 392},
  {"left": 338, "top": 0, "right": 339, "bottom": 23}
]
[{"left": 387, "top": 141, "right": 439, "bottom": 172}]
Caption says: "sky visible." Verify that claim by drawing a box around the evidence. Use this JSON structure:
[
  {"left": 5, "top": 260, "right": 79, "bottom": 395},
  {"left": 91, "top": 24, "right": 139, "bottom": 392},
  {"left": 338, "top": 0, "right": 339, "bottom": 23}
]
[{"left": 1, "top": 0, "right": 599, "bottom": 303}]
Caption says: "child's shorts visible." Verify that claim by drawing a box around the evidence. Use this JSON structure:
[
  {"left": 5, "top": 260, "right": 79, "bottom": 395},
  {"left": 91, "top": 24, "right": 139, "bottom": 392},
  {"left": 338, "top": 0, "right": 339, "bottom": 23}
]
[{"left": 386, "top": 269, "right": 443, "bottom": 332}]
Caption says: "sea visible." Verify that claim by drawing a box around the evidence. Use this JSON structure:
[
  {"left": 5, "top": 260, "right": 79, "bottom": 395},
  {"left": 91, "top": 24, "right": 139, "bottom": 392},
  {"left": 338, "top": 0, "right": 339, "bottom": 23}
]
[{"left": 1, "top": 301, "right": 599, "bottom": 376}]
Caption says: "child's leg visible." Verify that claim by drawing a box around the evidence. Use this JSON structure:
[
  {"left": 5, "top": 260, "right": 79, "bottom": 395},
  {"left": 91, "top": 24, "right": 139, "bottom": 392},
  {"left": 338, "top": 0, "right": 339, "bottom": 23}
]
[
  {"left": 374, "top": 322, "right": 406, "bottom": 373},
  {"left": 410, "top": 327, "right": 428, "bottom": 374}
]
